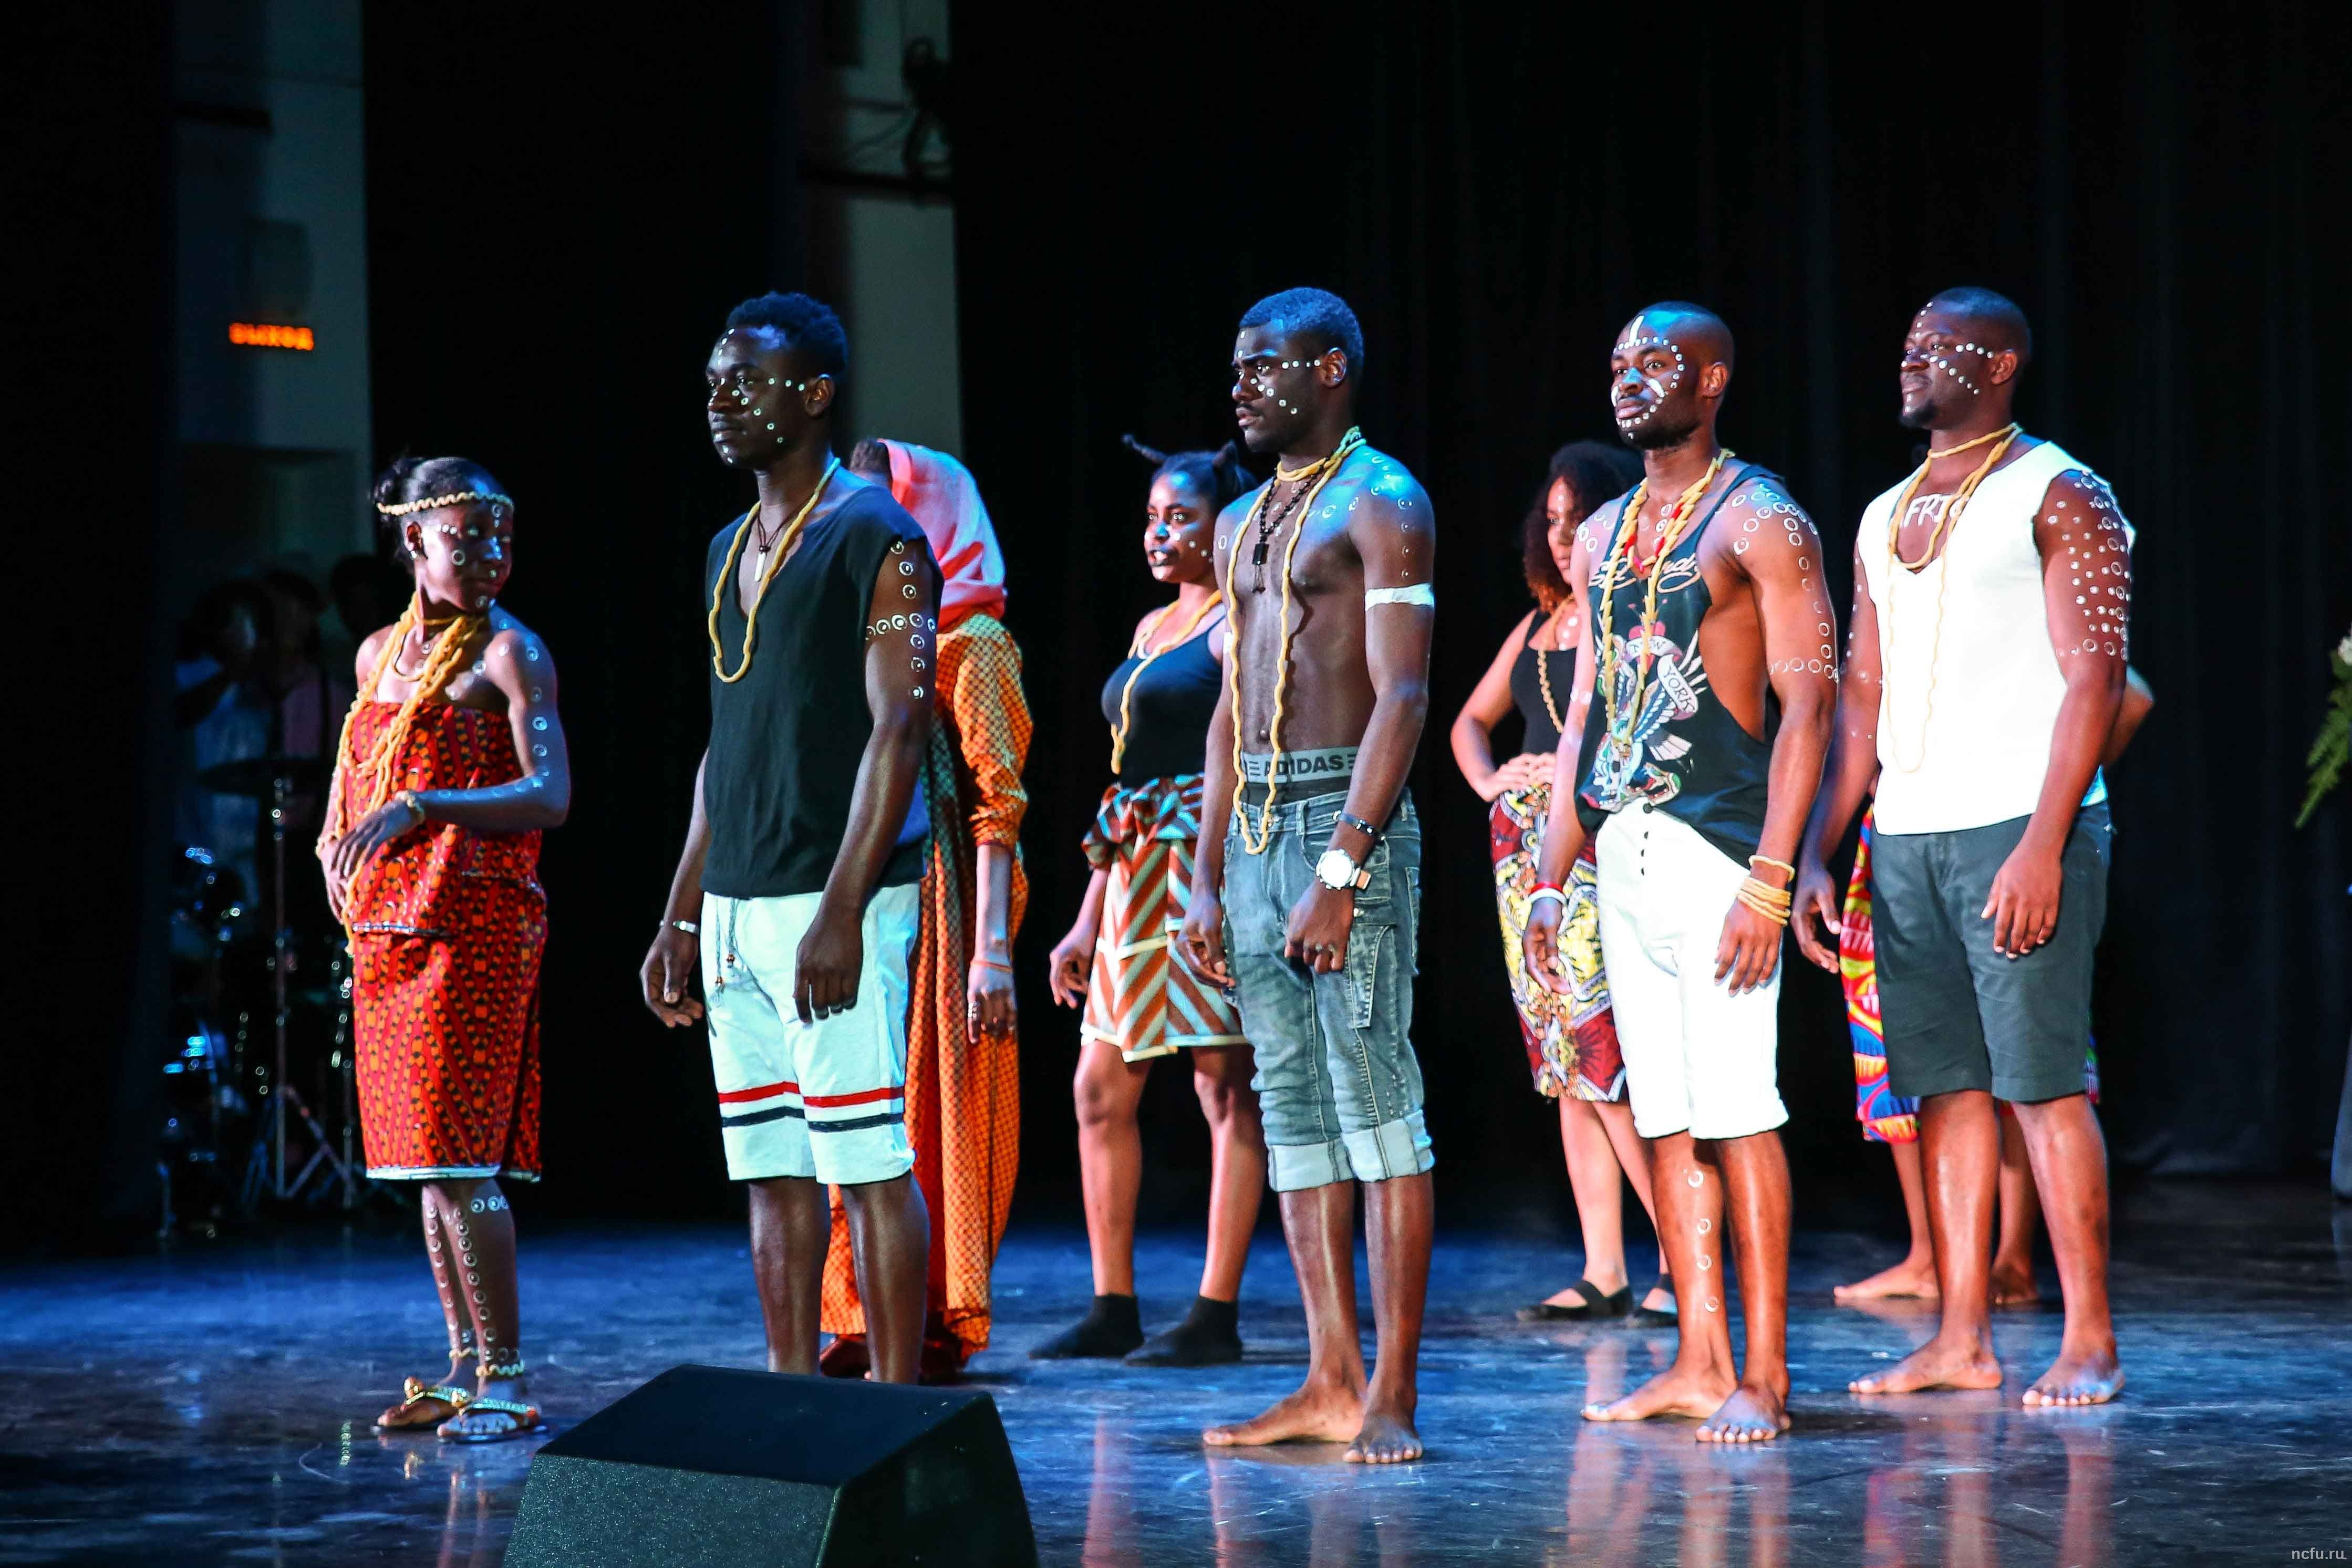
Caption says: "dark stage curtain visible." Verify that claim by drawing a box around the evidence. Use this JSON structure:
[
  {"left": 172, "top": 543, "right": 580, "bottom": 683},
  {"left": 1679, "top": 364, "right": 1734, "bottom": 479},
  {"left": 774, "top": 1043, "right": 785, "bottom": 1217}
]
[
  {"left": 945, "top": 0, "right": 2349, "bottom": 1199},
  {"left": 12, "top": 4, "right": 177, "bottom": 1250}
]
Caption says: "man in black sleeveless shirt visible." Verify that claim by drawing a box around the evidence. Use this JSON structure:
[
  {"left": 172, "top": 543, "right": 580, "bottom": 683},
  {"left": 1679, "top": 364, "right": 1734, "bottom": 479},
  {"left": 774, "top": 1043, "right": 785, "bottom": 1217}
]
[
  {"left": 638, "top": 293, "right": 941, "bottom": 1386},
  {"left": 1526, "top": 304, "right": 1838, "bottom": 1441}
]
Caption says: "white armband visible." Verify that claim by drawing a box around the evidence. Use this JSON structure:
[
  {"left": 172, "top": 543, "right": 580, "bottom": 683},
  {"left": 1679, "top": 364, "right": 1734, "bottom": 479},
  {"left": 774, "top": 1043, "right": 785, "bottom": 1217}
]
[{"left": 1365, "top": 583, "right": 1435, "bottom": 610}]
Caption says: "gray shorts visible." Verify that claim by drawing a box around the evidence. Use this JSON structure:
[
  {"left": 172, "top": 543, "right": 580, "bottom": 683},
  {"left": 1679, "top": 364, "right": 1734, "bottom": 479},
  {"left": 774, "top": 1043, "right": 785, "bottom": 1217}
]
[
  {"left": 1222, "top": 786, "right": 1432, "bottom": 1192},
  {"left": 1870, "top": 804, "right": 2111, "bottom": 1105}
]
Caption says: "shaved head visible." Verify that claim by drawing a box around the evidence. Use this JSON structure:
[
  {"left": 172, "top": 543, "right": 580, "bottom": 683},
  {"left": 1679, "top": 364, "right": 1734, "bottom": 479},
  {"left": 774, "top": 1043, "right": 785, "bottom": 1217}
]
[
  {"left": 1621, "top": 302, "right": 1734, "bottom": 376},
  {"left": 1920, "top": 286, "right": 2032, "bottom": 370},
  {"left": 1611, "top": 302, "right": 1735, "bottom": 451}
]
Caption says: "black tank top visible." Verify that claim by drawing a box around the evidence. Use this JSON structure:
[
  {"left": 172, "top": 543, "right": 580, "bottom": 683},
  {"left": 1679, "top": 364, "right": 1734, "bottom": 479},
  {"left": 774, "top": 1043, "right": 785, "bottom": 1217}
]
[
  {"left": 1573, "top": 465, "right": 1778, "bottom": 866},
  {"left": 1507, "top": 611, "right": 1574, "bottom": 756},
  {"left": 702, "top": 484, "right": 934, "bottom": 899},
  {"left": 1100, "top": 622, "right": 1221, "bottom": 783}
]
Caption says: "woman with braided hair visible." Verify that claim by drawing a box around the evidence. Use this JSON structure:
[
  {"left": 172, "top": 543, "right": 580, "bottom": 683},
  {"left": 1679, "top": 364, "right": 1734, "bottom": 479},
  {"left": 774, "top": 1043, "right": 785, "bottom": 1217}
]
[
  {"left": 319, "top": 455, "right": 571, "bottom": 1442},
  {"left": 1032, "top": 436, "right": 1267, "bottom": 1367}
]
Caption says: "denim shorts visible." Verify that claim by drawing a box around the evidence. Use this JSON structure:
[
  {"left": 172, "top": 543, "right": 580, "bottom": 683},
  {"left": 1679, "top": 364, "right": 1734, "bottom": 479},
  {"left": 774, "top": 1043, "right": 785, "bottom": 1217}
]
[{"left": 1223, "top": 787, "right": 1432, "bottom": 1192}]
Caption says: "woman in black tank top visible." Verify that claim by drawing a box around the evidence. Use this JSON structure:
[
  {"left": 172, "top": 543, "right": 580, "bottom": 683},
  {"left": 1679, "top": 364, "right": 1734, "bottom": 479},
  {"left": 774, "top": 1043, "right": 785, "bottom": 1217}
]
[
  {"left": 1032, "top": 439, "right": 1269, "bottom": 1367},
  {"left": 1447, "top": 442, "right": 1677, "bottom": 1324}
]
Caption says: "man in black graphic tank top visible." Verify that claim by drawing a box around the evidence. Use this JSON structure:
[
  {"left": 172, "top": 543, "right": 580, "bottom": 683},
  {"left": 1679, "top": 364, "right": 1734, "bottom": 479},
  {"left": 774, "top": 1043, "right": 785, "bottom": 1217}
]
[
  {"left": 1526, "top": 304, "right": 1838, "bottom": 1442},
  {"left": 637, "top": 292, "right": 941, "bottom": 1386}
]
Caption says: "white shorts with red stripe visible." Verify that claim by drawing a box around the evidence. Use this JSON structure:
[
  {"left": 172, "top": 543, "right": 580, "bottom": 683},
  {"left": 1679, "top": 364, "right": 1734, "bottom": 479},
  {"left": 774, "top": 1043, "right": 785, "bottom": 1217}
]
[{"left": 700, "top": 882, "right": 920, "bottom": 1186}]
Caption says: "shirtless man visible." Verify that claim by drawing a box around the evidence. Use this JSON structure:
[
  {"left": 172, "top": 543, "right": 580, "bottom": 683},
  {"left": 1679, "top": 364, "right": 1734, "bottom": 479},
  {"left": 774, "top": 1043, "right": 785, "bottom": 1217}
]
[
  {"left": 639, "top": 291, "right": 939, "bottom": 1384},
  {"left": 1793, "top": 287, "right": 2130, "bottom": 1407},
  {"left": 1180, "top": 287, "right": 1436, "bottom": 1464},
  {"left": 1525, "top": 304, "right": 1838, "bottom": 1441}
]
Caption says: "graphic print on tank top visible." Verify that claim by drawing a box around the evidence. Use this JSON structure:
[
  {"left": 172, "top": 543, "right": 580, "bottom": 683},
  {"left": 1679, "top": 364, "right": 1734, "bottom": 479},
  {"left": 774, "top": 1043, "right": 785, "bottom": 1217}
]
[{"left": 1575, "top": 466, "right": 1781, "bottom": 864}]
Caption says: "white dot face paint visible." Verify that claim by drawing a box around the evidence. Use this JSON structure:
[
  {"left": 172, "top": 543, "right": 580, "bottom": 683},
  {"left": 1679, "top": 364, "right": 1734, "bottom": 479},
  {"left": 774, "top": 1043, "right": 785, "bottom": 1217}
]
[{"left": 1612, "top": 313, "right": 1688, "bottom": 431}]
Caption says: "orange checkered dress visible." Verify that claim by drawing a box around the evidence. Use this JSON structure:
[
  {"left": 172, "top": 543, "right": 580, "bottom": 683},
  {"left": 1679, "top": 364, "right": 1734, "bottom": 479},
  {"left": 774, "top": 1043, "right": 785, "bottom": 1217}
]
[
  {"left": 822, "top": 614, "right": 1029, "bottom": 1356},
  {"left": 339, "top": 702, "right": 544, "bottom": 1182}
]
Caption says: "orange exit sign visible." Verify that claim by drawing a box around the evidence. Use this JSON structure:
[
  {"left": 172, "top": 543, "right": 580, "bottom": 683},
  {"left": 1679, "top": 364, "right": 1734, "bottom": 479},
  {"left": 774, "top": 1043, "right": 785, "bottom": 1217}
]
[{"left": 229, "top": 322, "right": 314, "bottom": 350}]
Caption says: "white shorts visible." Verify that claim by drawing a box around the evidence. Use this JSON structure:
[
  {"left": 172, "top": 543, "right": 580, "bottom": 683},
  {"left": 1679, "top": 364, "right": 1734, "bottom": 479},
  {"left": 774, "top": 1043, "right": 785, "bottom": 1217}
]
[
  {"left": 701, "top": 883, "right": 921, "bottom": 1186},
  {"left": 1594, "top": 805, "right": 1787, "bottom": 1142}
]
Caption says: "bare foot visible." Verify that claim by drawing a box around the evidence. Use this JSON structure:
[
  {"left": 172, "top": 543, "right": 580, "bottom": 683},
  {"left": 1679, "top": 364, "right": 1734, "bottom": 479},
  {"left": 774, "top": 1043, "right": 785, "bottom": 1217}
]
[
  {"left": 1849, "top": 1336, "right": 2003, "bottom": 1395},
  {"left": 1696, "top": 1383, "right": 1790, "bottom": 1443},
  {"left": 2023, "top": 1350, "right": 2123, "bottom": 1407},
  {"left": 1203, "top": 1380, "right": 1362, "bottom": 1447},
  {"left": 1833, "top": 1255, "right": 1940, "bottom": 1304},
  {"left": 1583, "top": 1363, "right": 1735, "bottom": 1423},
  {"left": 1989, "top": 1262, "right": 2042, "bottom": 1306},
  {"left": 1343, "top": 1403, "right": 1423, "bottom": 1464}
]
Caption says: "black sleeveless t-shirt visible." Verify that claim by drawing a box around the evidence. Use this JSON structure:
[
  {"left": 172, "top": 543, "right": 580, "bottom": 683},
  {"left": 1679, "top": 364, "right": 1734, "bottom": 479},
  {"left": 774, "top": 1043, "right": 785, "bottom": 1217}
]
[
  {"left": 701, "top": 481, "right": 935, "bottom": 900},
  {"left": 1100, "top": 622, "right": 1221, "bottom": 783},
  {"left": 1573, "top": 465, "right": 1778, "bottom": 866},
  {"left": 1507, "top": 611, "right": 1573, "bottom": 757}
]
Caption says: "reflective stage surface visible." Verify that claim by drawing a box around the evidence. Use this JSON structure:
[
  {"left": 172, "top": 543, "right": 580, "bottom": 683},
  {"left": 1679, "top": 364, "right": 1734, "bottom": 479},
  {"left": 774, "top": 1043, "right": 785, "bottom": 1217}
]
[{"left": 3, "top": 1181, "right": 2347, "bottom": 1564}]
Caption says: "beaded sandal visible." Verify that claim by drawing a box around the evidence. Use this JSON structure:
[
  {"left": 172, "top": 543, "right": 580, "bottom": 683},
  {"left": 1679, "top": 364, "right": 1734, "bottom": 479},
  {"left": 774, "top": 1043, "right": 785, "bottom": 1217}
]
[
  {"left": 375, "top": 1375, "right": 474, "bottom": 1433},
  {"left": 437, "top": 1358, "right": 544, "bottom": 1444},
  {"left": 438, "top": 1394, "right": 544, "bottom": 1444}
]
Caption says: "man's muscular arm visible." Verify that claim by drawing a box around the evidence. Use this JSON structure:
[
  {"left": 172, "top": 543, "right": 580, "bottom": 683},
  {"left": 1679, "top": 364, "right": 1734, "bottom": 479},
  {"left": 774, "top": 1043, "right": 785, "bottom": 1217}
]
[
  {"left": 1180, "top": 494, "right": 1254, "bottom": 984},
  {"left": 1793, "top": 538, "right": 1885, "bottom": 971},
  {"left": 1983, "top": 471, "right": 2130, "bottom": 957},
  {"left": 795, "top": 548, "right": 939, "bottom": 1023},
  {"left": 1286, "top": 464, "right": 1436, "bottom": 973},
  {"left": 1717, "top": 485, "right": 1839, "bottom": 994},
  {"left": 1525, "top": 507, "right": 1608, "bottom": 988}
]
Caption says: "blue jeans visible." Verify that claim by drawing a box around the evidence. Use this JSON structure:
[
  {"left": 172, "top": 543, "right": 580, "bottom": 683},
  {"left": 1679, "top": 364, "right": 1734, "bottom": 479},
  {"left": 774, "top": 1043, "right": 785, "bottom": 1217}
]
[{"left": 1224, "top": 789, "right": 1432, "bottom": 1192}]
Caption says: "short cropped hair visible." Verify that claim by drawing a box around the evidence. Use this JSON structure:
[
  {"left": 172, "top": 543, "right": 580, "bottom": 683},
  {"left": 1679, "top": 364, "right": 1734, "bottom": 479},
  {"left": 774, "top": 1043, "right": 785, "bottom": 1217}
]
[
  {"left": 1239, "top": 287, "right": 1364, "bottom": 375},
  {"left": 1926, "top": 286, "right": 2032, "bottom": 366},
  {"left": 725, "top": 291, "right": 849, "bottom": 381}
]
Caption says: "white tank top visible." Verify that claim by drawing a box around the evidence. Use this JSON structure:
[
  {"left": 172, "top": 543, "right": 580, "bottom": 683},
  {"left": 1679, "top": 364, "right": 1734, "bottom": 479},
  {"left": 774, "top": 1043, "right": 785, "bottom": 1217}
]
[{"left": 1860, "top": 439, "right": 2120, "bottom": 836}]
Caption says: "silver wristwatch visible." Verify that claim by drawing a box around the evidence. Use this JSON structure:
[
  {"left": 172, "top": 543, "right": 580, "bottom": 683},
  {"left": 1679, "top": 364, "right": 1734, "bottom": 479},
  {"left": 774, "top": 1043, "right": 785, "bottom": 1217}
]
[{"left": 1314, "top": 847, "right": 1371, "bottom": 892}]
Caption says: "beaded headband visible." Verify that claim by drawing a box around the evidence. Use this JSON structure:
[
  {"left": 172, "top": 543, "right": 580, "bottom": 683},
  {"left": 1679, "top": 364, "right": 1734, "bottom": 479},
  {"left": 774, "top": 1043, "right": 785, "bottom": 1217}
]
[{"left": 376, "top": 490, "right": 514, "bottom": 517}]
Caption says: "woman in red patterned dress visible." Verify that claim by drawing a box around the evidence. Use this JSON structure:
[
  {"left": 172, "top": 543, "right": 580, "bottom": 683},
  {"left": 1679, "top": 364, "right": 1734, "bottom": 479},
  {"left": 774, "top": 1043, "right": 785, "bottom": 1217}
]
[{"left": 318, "top": 456, "right": 571, "bottom": 1442}]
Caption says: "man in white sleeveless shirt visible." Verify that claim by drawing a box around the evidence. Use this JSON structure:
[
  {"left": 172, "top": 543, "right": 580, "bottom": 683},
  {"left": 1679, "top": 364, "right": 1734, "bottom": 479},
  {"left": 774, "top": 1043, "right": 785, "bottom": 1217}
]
[{"left": 1794, "top": 288, "right": 2131, "bottom": 1407}]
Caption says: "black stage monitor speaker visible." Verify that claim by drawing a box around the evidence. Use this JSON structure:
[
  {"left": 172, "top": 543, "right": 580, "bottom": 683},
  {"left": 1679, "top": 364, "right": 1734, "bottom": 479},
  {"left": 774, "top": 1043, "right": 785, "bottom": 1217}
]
[{"left": 505, "top": 1364, "right": 1036, "bottom": 1567}]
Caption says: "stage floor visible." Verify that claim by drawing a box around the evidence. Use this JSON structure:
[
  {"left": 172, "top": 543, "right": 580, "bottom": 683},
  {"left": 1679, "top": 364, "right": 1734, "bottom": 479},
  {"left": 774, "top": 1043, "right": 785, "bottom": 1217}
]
[{"left": 2, "top": 1180, "right": 2347, "bottom": 1565}]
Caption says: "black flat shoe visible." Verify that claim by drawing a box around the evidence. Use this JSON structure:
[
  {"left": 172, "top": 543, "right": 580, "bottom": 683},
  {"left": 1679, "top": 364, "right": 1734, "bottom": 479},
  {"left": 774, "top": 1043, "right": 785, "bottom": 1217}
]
[
  {"left": 1125, "top": 1296, "right": 1243, "bottom": 1367},
  {"left": 1516, "top": 1280, "right": 1632, "bottom": 1322},
  {"left": 1633, "top": 1283, "right": 1678, "bottom": 1326},
  {"left": 1029, "top": 1293, "right": 1145, "bottom": 1359}
]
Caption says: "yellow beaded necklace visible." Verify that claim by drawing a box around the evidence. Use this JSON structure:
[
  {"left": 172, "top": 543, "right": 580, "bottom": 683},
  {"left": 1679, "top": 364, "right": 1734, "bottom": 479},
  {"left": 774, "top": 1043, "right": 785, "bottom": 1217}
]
[
  {"left": 1110, "top": 592, "right": 1224, "bottom": 773},
  {"left": 706, "top": 456, "right": 840, "bottom": 683},
  {"left": 1534, "top": 611, "right": 1570, "bottom": 736},
  {"left": 1879, "top": 424, "right": 2023, "bottom": 773},
  {"left": 1594, "top": 448, "right": 1731, "bottom": 740},
  {"left": 1225, "top": 427, "right": 1365, "bottom": 855},
  {"left": 1887, "top": 423, "right": 2018, "bottom": 570},
  {"left": 317, "top": 590, "right": 487, "bottom": 880}
]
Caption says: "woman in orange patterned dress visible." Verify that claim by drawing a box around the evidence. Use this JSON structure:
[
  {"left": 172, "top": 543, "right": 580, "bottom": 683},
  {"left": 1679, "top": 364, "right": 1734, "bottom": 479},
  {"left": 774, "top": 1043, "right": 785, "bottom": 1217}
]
[
  {"left": 319, "top": 456, "right": 571, "bottom": 1442},
  {"left": 820, "top": 440, "right": 1029, "bottom": 1380}
]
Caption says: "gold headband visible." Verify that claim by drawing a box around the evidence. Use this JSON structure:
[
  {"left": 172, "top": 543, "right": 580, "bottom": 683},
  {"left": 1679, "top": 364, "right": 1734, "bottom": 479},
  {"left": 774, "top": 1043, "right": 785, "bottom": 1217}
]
[{"left": 376, "top": 490, "right": 514, "bottom": 517}]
